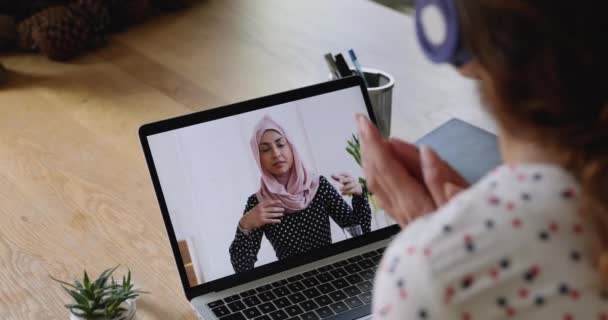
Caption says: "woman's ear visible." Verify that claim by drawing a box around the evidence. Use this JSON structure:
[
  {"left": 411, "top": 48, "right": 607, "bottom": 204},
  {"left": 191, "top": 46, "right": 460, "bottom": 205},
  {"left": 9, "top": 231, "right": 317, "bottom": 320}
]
[{"left": 456, "top": 59, "right": 483, "bottom": 80}]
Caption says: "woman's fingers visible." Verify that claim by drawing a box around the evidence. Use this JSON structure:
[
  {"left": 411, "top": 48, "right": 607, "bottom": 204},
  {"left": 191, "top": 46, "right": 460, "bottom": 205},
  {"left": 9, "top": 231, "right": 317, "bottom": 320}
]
[
  {"left": 262, "top": 211, "right": 283, "bottom": 224},
  {"left": 356, "top": 113, "right": 383, "bottom": 142},
  {"left": 356, "top": 113, "right": 393, "bottom": 199},
  {"left": 331, "top": 174, "right": 342, "bottom": 183},
  {"left": 388, "top": 139, "right": 424, "bottom": 182},
  {"left": 444, "top": 182, "right": 465, "bottom": 200},
  {"left": 334, "top": 172, "right": 352, "bottom": 178},
  {"left": 357, "top": 114, "right": 436, "bottom": 224},
  {"left": 421, "top": 145, "right": 469, "bottom": 206},
  {"left": 244, "top": 200, "right": 285, "bottom": 228},
  {"left": 382, "top": 156, "right": 435, "bottom": 220},
  {"left": 421, "top": 145, "right": 447, "bottom": 205},
  {"left": 359, "top": 148, "right": 394, "bottom": 213},
  {"left": 264, "top": 212, "right": 284, "bottom": 218},
  {"left": 332, "top": 173, "right": 354, "bottom": 185},
  {"left": 341, "top": 187, "right": 355, "bottom": 196},
  {"left": 442, "top": 157, "right": 469, "bottom": 187},
  {"left": 340, "top": 184, "right": 355, "bottom": 195},
  {"left": 342, "top": 179, "right": 355, "bottom": 189},
  {"left": 357, "top": 115, "right": 390, "bottom": 197},
  {"left": 368, "top": 141, "right": 420, "bottom": 198}
]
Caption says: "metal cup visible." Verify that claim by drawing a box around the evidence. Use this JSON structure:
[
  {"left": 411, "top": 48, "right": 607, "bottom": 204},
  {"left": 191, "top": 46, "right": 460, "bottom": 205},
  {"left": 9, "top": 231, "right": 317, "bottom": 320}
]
[{"left": 330, "top": 67, "right": 395, "bottom": 138}]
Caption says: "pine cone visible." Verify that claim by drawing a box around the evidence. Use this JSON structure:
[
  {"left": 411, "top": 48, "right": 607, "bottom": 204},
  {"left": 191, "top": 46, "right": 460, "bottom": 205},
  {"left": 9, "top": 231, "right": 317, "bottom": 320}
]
[
  {"left": 72, "top": 0, "right": 111, "bottom": 35},
  {"left": 16, "top": 8, "right": 45, "bottom": 50},
  {"left": 17, "top": 5, "right": 92, "bottom": 61}
]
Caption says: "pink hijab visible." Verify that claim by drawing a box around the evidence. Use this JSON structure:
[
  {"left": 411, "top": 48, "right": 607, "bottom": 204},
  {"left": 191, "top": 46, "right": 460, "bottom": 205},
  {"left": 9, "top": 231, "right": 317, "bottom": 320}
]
[{"left": 251, "top": 115, "right": 320, "bottom": 213}]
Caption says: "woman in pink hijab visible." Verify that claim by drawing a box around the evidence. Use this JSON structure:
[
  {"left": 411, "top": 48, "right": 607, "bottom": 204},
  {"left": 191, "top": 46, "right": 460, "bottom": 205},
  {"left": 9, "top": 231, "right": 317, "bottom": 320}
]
[{"left": 229, "top": 115, "right": 372, "bottom": 273}]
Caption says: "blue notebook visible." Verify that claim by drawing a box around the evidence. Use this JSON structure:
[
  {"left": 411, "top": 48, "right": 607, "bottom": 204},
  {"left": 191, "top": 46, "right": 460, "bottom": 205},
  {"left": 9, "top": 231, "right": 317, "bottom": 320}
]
[{"left": 415, "top": 118, "right": 502, "bottom": 184}]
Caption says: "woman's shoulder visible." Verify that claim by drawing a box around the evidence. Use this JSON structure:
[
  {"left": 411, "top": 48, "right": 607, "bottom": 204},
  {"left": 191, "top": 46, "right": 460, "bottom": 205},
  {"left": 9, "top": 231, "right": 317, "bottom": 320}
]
[
  {"left": 246, "top": 194, "right": 259, "bottom": 207},
  {"left": 316, "top": 175, "right": 332, "bottom": 189}
]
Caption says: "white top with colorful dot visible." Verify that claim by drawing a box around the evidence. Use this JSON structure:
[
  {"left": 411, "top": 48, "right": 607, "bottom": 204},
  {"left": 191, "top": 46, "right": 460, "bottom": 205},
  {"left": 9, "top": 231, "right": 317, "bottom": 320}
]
[{"left": 372, "top": 164, "right": 607, "bottom": 320}]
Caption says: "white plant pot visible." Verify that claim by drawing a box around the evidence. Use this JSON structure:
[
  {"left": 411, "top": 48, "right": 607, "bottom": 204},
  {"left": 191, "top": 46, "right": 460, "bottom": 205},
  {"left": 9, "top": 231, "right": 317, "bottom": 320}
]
[{"left": 69, "top": 299, "right": 136, "bottom": 320}]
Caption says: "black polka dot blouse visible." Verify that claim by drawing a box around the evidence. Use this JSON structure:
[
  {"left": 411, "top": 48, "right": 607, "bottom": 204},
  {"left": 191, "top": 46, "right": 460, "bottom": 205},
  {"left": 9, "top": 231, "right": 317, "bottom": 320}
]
[{"left": 229, "top": 176, "right": 371, "bottom": 273}]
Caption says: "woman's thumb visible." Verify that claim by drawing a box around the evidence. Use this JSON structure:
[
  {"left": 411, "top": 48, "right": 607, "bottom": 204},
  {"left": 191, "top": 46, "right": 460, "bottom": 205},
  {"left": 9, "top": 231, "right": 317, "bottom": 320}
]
[
  {"left": 421, "top": 145, "right": 445, "bottom": 205},
  {"left": 444, "top": 182, "right": 465, "bottom": 200}
]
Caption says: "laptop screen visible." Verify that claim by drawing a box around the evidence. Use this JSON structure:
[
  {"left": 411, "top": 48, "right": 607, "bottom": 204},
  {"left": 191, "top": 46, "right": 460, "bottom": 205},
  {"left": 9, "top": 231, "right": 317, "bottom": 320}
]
[{"left": 146, "top": 85, "right": 397, "bottom": 288}]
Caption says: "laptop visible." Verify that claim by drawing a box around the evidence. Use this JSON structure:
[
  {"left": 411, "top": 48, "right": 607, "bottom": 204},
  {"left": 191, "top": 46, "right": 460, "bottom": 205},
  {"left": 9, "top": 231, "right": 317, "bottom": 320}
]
[
  {"left": 139, "top": 76, "right": 400, "bottom": 320},
  {"left": 139, "top": 76, "right": 501, "bottom": 320}
]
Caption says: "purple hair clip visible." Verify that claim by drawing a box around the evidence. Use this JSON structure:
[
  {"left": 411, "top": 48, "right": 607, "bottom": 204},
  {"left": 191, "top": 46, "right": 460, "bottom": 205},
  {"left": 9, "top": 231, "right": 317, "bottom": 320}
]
[{"left": 415, "top": 0, "right": 471, "bottom": 66}]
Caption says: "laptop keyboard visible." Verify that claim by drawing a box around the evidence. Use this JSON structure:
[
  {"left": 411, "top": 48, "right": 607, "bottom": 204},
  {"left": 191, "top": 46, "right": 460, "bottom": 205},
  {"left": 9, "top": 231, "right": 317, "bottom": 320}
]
[{"left": 208, "top": 247, "right": 385, "bottom": 320}]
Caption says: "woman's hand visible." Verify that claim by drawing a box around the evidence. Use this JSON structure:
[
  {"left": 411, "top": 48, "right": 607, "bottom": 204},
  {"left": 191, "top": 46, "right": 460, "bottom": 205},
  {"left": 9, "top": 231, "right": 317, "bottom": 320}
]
[
  {"left": 331, "top": 173, "right": 363, "bottom": 196},
  {"left": 420, "top": 144, "right": 469, "bottom": 206},
  {"left": 356, "top": 115, "right": 435, "bottom": 226},
  {"left": 355, "top": 114, "right": 469, "bottom": 227},
  {"left": 239, "top": 200, "right": 284, "bottom": 231},
  {"left": 387, "top": 138, "right": 469, "bottom": 207}
]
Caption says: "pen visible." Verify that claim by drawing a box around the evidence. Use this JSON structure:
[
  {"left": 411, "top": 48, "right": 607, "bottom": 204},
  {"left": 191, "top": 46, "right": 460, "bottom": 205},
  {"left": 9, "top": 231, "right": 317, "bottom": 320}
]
[
  {"left": 324, "top": 53, "right": 341, "bottom": 79},
  {"left": 348, "top": 49, "right": 370, "bottom": 87},
  {"left": 334, "top": 53, "right": 353, "bottom": 78}
]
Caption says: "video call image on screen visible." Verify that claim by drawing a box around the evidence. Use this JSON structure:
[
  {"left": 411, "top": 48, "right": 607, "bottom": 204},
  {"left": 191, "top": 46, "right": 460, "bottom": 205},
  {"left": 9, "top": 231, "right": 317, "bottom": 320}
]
[{"left": 147, "top": 87, "right": 396, "bottom": 287}]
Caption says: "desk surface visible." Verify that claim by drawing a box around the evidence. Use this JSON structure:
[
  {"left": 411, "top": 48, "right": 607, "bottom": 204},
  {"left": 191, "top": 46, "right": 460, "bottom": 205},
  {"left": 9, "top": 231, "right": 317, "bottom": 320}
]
[{"left": 0, "top": 0, "right": 493, "bottom": 318}]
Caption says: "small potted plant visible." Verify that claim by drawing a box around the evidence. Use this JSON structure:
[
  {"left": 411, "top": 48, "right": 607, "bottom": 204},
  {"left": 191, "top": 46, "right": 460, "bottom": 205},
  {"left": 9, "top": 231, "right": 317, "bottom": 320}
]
[{"left": 51, "top": 266, "right": 146, "bottom": 320}]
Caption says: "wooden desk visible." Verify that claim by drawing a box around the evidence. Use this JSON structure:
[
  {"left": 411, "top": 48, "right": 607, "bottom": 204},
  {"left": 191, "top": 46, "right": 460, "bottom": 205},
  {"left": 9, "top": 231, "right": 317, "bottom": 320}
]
[{"left": 0, "top": 0, "right": 493, "bottom": 318}]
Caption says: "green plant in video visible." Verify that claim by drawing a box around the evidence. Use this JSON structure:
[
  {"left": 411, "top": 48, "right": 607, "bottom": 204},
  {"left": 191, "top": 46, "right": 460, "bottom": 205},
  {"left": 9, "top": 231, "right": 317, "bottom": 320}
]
[
  {"left": 346, "top": 134, "right": 370, "bottom": 196},
  {"left": 51, "top": 266, "right": 146, "bottom": 320}
]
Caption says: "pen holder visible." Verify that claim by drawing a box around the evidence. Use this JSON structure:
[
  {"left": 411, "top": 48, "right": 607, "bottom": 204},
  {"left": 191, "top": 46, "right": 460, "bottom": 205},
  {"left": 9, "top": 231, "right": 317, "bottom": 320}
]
[{"left": 330, "top": 67, "right": 395, "bottom": 138}]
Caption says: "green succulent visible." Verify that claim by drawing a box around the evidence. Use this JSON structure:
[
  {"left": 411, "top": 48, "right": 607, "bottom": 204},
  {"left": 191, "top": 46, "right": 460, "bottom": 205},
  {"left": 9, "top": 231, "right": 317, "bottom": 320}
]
[{"left": 51, "top": 266, "right": 146, "bottom": 320}]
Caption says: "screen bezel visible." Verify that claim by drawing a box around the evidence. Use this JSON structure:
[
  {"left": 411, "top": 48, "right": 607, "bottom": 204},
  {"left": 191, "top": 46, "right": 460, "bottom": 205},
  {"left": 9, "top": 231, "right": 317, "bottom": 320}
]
[{"left": 139, "top": 76, "right": 401, "bottom": 300}]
